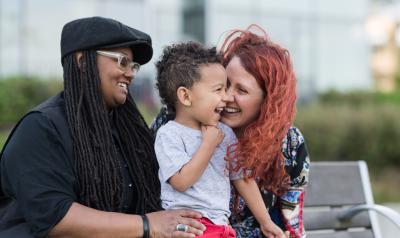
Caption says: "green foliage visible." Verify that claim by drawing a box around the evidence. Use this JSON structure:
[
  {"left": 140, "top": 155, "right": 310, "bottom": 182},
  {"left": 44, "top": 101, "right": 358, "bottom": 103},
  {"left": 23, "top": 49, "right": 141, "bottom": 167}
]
[
  {"left": 137, "top": 102, "right": 159, "bottom": 126},
  {"left": 319, "top": 89, "right": 400, "bottom": 106},
  {"left": 370, "top": 167, "right": 400, "bottom": 203},
  {"left": 0, "top": 130, "right": 9, "bottom": 149},
  {"left": 319, "top": 90, "right": 376, "bottom": 106},
  {"left": 297, "top": 90, "right": 400, "bottom": 202},
  {"left": 0, "top": 76, "right": 63, "bottom": 127},
  {"left": 376, "top": 90, "right": 400, "bottom": 104},
  {"left": 296, "top": 91, "right": 400, "bottom": 169}
]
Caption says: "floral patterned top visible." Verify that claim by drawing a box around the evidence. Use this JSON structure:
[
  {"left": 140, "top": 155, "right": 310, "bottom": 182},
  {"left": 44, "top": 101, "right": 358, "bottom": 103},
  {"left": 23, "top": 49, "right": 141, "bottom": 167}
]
[
  {"left": 151, "top": 107, "right": 310, "bottom": 238},
  {"left": 230, "top": 127, "right": 310, "bottom": 238}
]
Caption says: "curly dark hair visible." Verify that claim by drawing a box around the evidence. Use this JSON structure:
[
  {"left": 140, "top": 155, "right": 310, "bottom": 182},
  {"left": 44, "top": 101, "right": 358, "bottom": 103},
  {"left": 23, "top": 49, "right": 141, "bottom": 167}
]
[{"left": 155, "top": 41, "right": 222, "bottom": 112}]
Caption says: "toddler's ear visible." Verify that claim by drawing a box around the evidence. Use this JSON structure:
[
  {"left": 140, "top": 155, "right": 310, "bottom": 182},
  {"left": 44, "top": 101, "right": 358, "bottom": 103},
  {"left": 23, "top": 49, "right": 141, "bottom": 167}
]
[{"left": 176, "top": 86, "right": 192, "bottom": 107}]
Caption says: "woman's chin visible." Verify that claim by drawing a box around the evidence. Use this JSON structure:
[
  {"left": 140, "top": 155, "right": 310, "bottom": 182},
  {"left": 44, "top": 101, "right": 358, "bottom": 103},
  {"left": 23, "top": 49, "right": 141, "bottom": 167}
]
[
  {"left": 106, "top": 96, "right": 127, "bottom": 109},
  {"left": 221, "top": 114, "right": 239, "bottom": 128},
  {"left": 115, "top": 94, "right": 128, "bottom": 105}
]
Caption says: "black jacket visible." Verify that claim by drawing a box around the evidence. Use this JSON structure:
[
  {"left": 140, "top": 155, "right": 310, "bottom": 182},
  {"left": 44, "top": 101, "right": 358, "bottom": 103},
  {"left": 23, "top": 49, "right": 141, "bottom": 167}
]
[{"left": 0, "top": 93, "right": 138, "bottom": 237}]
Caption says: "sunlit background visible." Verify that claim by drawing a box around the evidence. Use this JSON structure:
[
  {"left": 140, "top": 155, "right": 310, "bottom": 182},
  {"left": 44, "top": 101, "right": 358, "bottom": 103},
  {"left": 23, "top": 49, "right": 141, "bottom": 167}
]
[{"left": 0, "top": 0, "right": 399, "bottom": 235}]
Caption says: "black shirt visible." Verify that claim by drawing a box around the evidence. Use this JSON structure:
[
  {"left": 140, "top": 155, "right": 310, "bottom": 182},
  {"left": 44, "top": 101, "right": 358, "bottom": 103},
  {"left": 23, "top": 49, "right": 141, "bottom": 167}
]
[{"left": 0, "top": 93, "right": 139, "bottom": 237}]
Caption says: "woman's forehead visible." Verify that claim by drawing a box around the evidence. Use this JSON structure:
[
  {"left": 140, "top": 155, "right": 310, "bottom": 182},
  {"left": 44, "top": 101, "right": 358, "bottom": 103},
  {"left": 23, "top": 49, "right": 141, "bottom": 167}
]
[{"left": 226, "top": 57, "right": 258, "bottom": 87}]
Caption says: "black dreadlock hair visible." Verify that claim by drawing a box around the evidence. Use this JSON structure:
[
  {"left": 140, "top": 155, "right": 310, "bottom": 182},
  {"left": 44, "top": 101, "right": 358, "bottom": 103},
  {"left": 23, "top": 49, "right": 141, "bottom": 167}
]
[{"left": 63, "top": 50, "right": 161, "bottom": 213}]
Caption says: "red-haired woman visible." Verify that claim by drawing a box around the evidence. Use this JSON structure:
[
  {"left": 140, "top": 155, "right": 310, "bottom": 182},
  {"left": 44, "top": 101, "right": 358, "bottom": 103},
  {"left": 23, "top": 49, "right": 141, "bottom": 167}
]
[
  {"left": 220, "top": 25, "right": 310, "bottom": 238},
  {"left": 151, "top": 25, "right": 310, "bottom": 238}
]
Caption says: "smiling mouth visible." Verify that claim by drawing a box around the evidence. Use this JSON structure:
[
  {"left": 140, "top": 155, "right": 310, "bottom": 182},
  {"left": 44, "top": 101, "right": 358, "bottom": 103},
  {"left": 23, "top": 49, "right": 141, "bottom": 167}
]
[
  {"left": 117, "top": 82, "right": 128, "bottom": 89},
  {"left": 223, "top": 107, "right": 241, "bottom": 113},
  {"left": 215, "top": 107, "right": 224, "bottom": 114}
]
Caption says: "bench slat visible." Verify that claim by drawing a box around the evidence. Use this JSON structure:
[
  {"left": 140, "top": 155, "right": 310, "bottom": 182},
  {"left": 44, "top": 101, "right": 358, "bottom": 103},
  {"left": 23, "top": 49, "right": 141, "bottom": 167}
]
[
  {"left": 307, "top": 230, "right": 374, "bottom": 238},
  {"left": 304, "top": 208, "right": 371, "bottom": 230},
  {"left": 304, "top": 162, "right": 366, "bottom": 207}
]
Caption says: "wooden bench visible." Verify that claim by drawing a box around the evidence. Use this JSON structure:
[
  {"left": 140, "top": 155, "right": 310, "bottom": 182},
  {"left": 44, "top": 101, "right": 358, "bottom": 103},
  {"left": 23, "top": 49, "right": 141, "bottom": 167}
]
[{"left": 303, "top": 161, "right": 400, "bottom": 238}]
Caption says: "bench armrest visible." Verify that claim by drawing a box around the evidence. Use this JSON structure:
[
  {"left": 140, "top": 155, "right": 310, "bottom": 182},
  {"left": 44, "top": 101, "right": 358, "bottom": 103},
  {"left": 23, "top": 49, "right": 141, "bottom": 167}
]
[{"left": 338, "top": 204, "right": 400, "bottom": 229}]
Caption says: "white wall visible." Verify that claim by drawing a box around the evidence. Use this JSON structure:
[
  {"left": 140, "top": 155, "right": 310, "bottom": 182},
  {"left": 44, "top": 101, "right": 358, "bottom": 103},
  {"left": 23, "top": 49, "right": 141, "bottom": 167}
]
[
  {"left": 206, "top": 0, "right": 372, "bottom": 92},
  {"left": 0, "top": 0, "right": 373, "bottom": 93},
  {"left": 1, "top": 0, "right": 148, "bottom": 76}
]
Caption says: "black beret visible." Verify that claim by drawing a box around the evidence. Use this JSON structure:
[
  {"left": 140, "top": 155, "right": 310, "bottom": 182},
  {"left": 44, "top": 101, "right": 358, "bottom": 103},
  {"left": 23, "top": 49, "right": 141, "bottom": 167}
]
[{"left": 61, "top": 16, "right": 153, "bottom": 65}]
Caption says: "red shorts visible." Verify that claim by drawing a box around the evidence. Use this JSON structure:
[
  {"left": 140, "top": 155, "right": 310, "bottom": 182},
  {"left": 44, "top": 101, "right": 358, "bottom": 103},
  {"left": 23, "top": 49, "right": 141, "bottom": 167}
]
[{"left": 196, "top": 218, "right": 236, "bottom": 238}]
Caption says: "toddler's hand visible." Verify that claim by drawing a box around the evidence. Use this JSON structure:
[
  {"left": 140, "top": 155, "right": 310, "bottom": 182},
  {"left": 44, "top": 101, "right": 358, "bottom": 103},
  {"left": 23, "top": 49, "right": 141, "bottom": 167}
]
[
  {"left": 201, "top": 125, "right": 224, "bottom": 148},
  {"left": 260, "top": 220, "right": 288, "bottom": 238}
]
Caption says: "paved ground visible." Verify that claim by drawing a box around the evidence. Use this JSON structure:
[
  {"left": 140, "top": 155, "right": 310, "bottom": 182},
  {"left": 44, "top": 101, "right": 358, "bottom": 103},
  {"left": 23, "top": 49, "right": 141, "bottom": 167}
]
[{"left": 377, "top": 203, "right": 400, "bottom": 238}]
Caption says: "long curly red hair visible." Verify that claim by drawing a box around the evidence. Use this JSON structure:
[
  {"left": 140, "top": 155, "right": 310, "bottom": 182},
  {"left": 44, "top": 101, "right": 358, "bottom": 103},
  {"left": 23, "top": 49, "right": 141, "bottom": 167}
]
[{"left": 221, "top": 25, "right": 297, "bottom": 195}]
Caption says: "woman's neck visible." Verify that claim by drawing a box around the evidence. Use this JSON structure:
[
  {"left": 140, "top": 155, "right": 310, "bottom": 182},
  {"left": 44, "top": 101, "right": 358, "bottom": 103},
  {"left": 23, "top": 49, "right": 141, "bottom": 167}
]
[{"left": 233, "top": 127, "right": 245, "bottom": 138}]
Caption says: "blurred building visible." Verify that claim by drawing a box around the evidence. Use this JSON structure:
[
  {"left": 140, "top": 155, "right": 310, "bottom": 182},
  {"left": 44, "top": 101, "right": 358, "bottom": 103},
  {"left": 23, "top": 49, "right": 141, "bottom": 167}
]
[
  {"left": 196, "top": 0, "right": 372, "bottom": 100},
  {"left": 0, "top": 0, "right": 183, "bottom": 108},
  {"left": 366, "top": 2, "right": 400, "bottom": 92},
  {"left": 0, "top": 0, "right": 379, "bottom": 102}
]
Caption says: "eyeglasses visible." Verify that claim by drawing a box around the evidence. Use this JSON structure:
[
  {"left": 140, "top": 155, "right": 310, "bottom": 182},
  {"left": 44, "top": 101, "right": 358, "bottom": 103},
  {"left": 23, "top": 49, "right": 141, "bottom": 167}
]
[{"left": 96, "top": 50, "right": 141, "bottom": 76}]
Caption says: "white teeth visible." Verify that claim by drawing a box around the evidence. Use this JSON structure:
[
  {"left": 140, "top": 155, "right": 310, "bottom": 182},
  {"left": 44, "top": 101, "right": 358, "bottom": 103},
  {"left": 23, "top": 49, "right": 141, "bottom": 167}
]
[
  {"left": 215, "top": 107, "right": 224, "bottom": 113},
  {"left": 117, "top": 82, "right": 127, "bottom": 89},
  {"left": 224, "top": 107, "right": 240, "bottom": 113}
]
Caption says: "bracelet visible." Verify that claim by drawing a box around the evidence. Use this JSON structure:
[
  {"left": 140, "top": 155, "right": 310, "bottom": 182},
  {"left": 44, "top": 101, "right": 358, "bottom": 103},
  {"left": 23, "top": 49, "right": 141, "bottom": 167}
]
[{"left": 141, "top": 214, "right": 150, "bottom": 238}]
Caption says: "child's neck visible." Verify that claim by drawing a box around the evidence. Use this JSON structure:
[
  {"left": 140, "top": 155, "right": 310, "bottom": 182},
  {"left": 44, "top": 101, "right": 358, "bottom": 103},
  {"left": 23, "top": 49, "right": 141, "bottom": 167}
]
[{"left": 174, "top": 111, "right": 201, "bottom": 131}]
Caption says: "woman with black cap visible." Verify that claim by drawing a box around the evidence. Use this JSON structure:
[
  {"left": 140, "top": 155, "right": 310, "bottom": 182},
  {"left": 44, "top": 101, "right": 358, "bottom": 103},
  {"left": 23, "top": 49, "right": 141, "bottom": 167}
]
[{"left": 0, "top": 17, "right": 205, "bottom": 238}]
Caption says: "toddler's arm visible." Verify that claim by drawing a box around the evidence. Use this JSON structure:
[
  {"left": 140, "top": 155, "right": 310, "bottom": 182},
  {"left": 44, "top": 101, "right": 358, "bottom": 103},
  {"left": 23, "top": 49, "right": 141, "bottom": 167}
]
[
  {"left": 232, "top": 178, "right": 288, "bottom": 238},
  {"left": 169, "top": 125, "right": 224, "bottom": 192}
]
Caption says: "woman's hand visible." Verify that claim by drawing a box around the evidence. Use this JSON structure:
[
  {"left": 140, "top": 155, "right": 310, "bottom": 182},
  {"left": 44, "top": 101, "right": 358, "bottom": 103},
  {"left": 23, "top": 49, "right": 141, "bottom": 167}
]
[
  {"left": 146, "top": 209, "right": 206, "bottom": 238},
  {"left": 260, "top": 220, "right": 288, "bottom": 238}
]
